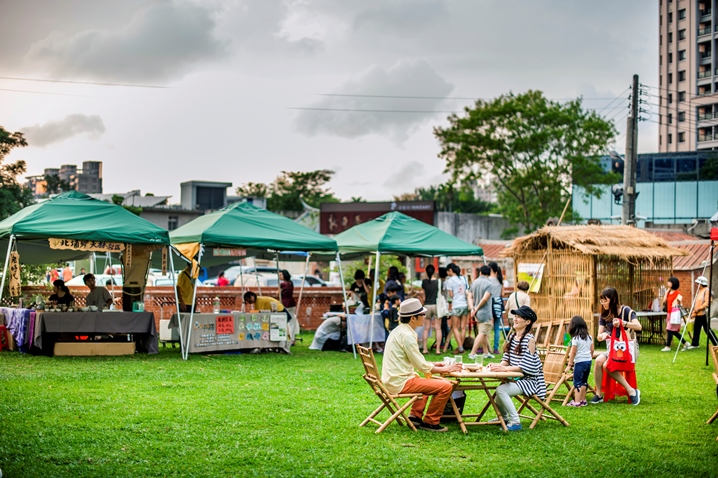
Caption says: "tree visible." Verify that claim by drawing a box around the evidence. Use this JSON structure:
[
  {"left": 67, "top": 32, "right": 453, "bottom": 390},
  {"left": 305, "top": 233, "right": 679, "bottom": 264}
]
[
  {"left": 434, "top": 91, "right": 619, "bottom": 234},
  {"left": 395, "top": 182, "right": 495, "bottom": 214},
  {"left": 267, "top": 169, "right": 339, "bottom": 211},
  {"left": 0, "top": 126, "right": 33, "bottom": 220},
  {"left": 236, "top": 182, "right": 269, "bottom": 198},
  {"left": 43, "top": 174, "right": 72, "bottom": 195}
]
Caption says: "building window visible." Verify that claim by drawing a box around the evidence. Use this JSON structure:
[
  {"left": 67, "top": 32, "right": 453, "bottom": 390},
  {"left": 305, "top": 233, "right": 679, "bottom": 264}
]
[
  {"left": 678, "top": 111, "right": 685, "bottom": 122},
  {"left": 668, "top": 52, "right": 673, "bottom": 63},
  {"left": 168, "top": 216, "right": 178, "bottom": 231},
  {"left": 668, "top": 73, "right": 673, "bottom": 84},
  {"left": 668, "top": 11, "right": 673, "bottom": 23},
  {"left": 668, "top": 93, "right": 673, "bottom": 103},
  {"left": 668, "top": 133, "right": 673, "bottom": 144},
  {"left": 679, "top": 50, "right": 686, "bottom": 60},
  {"left": 678, "top": 132, "right": 685, "bottom": 142},
  {"left": 660, "top": 55, "right": 663, "bottom": 66},
  {"left": 678, "top": 91, "right": 686, "bottom": 101},
  {"left": 678, "top": 70, "right": 685, "bottom": 81},
  {"left": 659, "top": 135, "right": 662, "bottom": 146},
  {"left": 668, "top": 31, "right": 673, "bottom": 43},
  {"left": 678, "top": 9, "right": 686, "bottom": 20},
  {"left": 668, "top": 113, "right": 673, "bottom": 124},
  {"left": 678, "top": 29, "right": 686, "bottom": 40}
]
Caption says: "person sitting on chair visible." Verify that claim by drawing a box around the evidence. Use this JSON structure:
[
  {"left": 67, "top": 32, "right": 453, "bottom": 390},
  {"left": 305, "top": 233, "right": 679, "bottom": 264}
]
[
  {"left": 381, "top": 298, "right": 462, "bottom": 432},
  {"left": 49, "top": 279, "right": 74, "bottom": 305},
  {"left": 83, "top": 273, "right": 113, "bottom": 310}
]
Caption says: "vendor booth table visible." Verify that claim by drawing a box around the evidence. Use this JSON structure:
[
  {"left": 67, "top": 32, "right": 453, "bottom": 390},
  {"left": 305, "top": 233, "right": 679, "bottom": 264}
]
[
  {"left": 1, "top": 307, "right": 158, "bottom": 355},
  {"left": 169, "top": 312, "right": 290, "bottom": 354}
]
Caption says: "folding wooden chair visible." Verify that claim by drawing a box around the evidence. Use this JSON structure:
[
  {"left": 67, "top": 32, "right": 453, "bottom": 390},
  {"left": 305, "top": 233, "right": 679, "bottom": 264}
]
[
  {"left": 534, "top": 323, "right": 551, "bottom": 362},
  {"left": 356, "top": 344, "right": 423, "bottom": 434},
  {"left": 708, "top": 345, "right": 718, "bottom": 426},
  {"left": 515, "top": 346, "right": 571, "bottom": 429}
]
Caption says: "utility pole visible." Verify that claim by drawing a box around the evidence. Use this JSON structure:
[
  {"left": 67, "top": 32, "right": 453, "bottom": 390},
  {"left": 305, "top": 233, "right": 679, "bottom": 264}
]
[{"left": 622, "top": 74, "right": 639, "bottom": 226}]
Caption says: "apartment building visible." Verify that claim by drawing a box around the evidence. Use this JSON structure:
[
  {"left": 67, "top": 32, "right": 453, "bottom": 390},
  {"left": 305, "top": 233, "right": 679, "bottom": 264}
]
[{"left": 659, "top": 0, "right": 718, "bottom": 151}]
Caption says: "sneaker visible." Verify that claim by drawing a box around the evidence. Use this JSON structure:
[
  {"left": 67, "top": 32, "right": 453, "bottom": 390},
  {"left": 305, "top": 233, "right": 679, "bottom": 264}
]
[
  {"left": 483, "top": 353, "right": 495, "bottom": 359},
  {"left": 468, "top": 353, "right": 477, "bottom": 360},
  {"left": 420, "top": 422, "right": 448, "bottom": 432},
  {"left": 565, "top": 400, "right": 582, "bottom": 407},
  {"left": 455, "top": 347, "right": 465, "bottom": 354},
  {"left": 686, "top": 344, "right": 699, "bottom": 350},
  {"left": 505, "top": 422, "right": 522, "bottom": 431},
  {"left": 493, "top": 349, "right": 500, "bottom": 355},
  {"left": 488, "top": 417, "right": 507, "bottom": 423},
  {"left": 589, "top": 395, "right": 604, "bottom": 404},
  {"left": 630, "top": 389, "right": 641, "bottom": 406},
  {"left": 661, "top": 346, "right": 671, "bottom": 352},
  {"left": 579, "top": 400, "right": 588, "bottom": 407},
  {"left": 408, "top": 415, "right": 424, "bottom": 427}
]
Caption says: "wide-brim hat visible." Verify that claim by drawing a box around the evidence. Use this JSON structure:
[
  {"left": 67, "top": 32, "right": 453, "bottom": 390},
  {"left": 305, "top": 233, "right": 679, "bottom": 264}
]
[
  {"left": 510, "top": 305, "right": 538, "bottom": 323},
  {"left": 398, "top": 298, "right": 427, "bottom": 318},
  {"left": 695, "top": 276, "right": 709, "bottom": 286}
]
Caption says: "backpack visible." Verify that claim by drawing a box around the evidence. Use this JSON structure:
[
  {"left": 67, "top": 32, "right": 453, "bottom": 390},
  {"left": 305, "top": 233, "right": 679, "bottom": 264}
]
[{"left": 440, "top": 390, "right": 466, "bottom": 422}]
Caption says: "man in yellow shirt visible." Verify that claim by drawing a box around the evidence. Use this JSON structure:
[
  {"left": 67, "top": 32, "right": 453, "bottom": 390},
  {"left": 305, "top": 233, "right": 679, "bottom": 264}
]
[
  {"left": 243, "top": 291, "right": 284, "bottom": 312},
  {"left": 177, "top": 264, "right": 196, "bottom": 313},
  {"left": 382, "top": 297, "right": 462, "bottom": 432}
]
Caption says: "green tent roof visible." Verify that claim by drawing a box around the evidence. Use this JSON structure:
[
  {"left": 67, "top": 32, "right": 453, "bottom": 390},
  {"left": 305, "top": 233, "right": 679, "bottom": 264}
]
[
  {"left": 334, "top": 211, "right": 483, "bottom": 257},
  {"left": 0, "top": 191, "right": 170, "bottom": 244},
  {"left": 169, "top": 201, "right": 337, "bottom": 253}
]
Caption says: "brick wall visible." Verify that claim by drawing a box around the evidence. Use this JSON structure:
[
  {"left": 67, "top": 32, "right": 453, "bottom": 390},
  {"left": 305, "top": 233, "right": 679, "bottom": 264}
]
[{"left": 20, "top": 286, "right": 348, "bottom": 332}]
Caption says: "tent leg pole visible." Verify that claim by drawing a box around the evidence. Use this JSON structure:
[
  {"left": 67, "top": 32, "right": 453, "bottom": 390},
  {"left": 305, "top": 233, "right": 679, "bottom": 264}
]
[
  {"left": 168, "top": 248, "right": 185, "bottom": 358},
  {"left": 370, "top": 252, "right": 381, "bottom": 350},
  {"left": 336, "top": 253, "right": 354, "bottom": 358},
  {"left": 295, "top": 253, "right": 310, "bottom": 342},
  {"left": 0, "top": 235, "right": 15, "bottom": 305},
  {"left": 708, "top": 240, "right": 715, "bottom": 367},
  {"left": 185, "top": 248, "right": 203, "bottom": 360},
  {"left": 239, "top": 265, "right": 245, "bottom": 311}
]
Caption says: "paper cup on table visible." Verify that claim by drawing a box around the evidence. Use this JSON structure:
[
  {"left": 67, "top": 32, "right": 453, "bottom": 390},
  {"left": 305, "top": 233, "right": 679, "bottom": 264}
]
[
  {"left": 443, "top": 357, "right": 455, "bottom": 365},
  {"left": 474, "top": 355, "right": 484, "bottom": 367},
  {"left": 454, "top": 355, "right": 463, "bottom": 364}
]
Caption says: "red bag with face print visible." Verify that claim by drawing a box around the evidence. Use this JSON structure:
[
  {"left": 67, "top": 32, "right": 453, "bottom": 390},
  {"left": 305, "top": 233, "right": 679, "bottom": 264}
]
[{"left": 605, "top": 321, "right": 635, "bottom": 373}]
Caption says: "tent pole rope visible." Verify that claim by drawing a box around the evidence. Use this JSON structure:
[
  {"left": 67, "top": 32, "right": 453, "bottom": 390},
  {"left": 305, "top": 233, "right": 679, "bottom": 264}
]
[
  {"left": 336, "top": 252, "right": 355, "bottom": 358},
  {"left": 370, "top": 251, "right": 381, "bottom": 349},
  {"left": 185, "top": 247, "right": 203, "bottom": 360},
  {"left": 168, "top": 247, "right": 186, "bottom": 357},
  {"left": 0, "top": 234, "right": 15, "bottom": 305},
  {"left": 295, "top": 253, "right": 310, "bottom": 342}
]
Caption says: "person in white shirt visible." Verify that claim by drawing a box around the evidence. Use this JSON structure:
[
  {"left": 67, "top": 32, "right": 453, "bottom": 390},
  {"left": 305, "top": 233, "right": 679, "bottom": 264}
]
[{"left": 382, "top": 298, "right": 462, "bottom": 432}]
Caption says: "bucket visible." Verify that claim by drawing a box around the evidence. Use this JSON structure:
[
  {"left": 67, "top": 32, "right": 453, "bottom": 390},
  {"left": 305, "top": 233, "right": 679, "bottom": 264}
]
[{"left": 122, "top": 282, "right": 142, "bottom": 312}]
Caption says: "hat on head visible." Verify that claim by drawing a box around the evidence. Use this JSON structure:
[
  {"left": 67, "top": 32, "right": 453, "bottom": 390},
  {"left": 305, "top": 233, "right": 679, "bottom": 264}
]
[
  {"left": 695, "top": 276, "right": 709, "bottom": 286},
  {"left": 510, "top": 305, "right": 538, "bottom": 323},
  {"left": 398, "top": 298, "right": 427, "bottom": 318}
]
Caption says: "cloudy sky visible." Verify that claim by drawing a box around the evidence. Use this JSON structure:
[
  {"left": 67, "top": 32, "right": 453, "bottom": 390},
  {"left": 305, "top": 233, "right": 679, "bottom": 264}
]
[{"left": 1, "top": 0, "right": 658, "bottom": 203}]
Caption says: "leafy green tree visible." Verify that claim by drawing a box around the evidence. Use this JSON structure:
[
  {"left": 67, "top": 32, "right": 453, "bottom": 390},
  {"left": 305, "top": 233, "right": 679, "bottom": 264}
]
[
  {"left": 434, "top": 91, "right": 618, "bottom": 234},
  {"left": 267, "top": 169, "right": 339, "bottom": 211},
  {"left": 236, "top": 182, "right": 269, "bottom": 198},
  {"left": 43, "top": 174, "right": 72, "bottom": 195},
  {"left": 405, "top": 182, "right": 495, "bottom": 214},
  {"left": 0, "top": 126, "right": 33, "bottom": 220}
]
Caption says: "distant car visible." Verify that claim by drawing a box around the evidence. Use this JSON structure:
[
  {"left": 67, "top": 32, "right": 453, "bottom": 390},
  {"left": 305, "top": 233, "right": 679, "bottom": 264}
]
[
  {"left": 234, "top": 273, "right": 325, "bottom": 288},
  {"left": 205, "top": 265, "right": 282, "bottom": 286},
  {"left": 293, "top": 275, "right": 328, "bottom": 287},
  {"left": 65, "top": 274, "right": 123, "bottom": 287}
]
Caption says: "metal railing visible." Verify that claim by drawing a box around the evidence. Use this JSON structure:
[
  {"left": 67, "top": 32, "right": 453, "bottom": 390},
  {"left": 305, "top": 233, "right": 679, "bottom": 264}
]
[
  {"left": 697, "top": 112, "right": 714, "bottom": 121},
  {"left": 698, "top": 134, "right": 714, "bottom": 142},
  {"left": 699, "top": 26, "right": 712, "bottom": 36},
  {"left": 698, "top": 70, "right": 712, "bottom": 78}
]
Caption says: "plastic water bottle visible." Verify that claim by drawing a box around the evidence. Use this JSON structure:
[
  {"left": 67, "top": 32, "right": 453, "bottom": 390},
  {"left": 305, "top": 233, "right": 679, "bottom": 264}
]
[{"left": 213, "top": 296, "right": 220, "bottom": 314}]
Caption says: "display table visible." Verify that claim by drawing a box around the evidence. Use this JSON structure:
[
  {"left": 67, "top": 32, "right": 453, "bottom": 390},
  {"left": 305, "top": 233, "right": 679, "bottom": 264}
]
[
  {"left": 169, "top": 312, "right": 290, "bottom": 354},
  {"left": 346, "top": 313, "right": 385, "bottom": 345},
  {"left": 443, "top": 368, "right": 524, "bottom": 433},
  {"left": 635, "top": 311, "right": 666, "bottom": 344},
  {"left": 35, "top": 311, "right": 158, "bottom": 355}
]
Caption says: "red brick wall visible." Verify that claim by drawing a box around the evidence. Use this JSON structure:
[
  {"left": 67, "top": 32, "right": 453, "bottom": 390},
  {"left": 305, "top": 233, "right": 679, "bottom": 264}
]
[{"left": 21, "top": 286, "right": 348, "bottom": 331}]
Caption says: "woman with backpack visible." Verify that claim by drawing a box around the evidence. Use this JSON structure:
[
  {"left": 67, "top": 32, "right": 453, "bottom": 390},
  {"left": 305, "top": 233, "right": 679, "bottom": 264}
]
[{"left": 488, "top": 262, "right": 505, "bottom": 355}]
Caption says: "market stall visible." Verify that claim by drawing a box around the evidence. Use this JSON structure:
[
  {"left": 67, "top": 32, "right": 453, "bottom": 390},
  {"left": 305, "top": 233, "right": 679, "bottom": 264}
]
[
  {"left": 0, "top": 191, "right": 170, "bottom": 355},
  {"left": 168, "top": 201, "right": 338, "bottom": 359},
  {"left": 329, "top": 211, "right": 484, "bottom": 353}
]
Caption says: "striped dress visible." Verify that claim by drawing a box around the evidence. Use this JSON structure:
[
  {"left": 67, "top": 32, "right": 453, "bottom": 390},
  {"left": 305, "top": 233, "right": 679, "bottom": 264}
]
[{"left": 501, "top": 333, "right": 547, "bottom": 399}]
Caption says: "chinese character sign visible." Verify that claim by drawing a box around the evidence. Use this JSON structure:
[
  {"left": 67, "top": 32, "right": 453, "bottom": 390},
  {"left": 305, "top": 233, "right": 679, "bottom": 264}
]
[
  {"left": 49, "top": 238, "right": 125, "bottom": 253},
  {"left": 9, "top": 251, "right": 21, "bottom": 297},
  {"left": 216, "top": 315, "right": 235, "bottom": 335}
]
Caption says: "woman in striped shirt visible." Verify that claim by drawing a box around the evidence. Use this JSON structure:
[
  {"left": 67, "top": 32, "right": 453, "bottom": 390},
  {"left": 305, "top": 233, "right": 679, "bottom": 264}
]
[{"left": 487, "top": 305, "right": 546, "bottom": 431}]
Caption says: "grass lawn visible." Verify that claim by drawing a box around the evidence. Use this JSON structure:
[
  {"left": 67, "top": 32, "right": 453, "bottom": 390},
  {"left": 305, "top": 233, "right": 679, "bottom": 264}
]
[{"left": 1, "top": 334, "right": 717, "bottom": 478}]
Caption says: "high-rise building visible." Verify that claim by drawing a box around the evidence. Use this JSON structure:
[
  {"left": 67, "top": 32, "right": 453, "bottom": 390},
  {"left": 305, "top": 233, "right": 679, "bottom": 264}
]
[{"left": 659, "top": 0, "right": 718, "bottom": 151}]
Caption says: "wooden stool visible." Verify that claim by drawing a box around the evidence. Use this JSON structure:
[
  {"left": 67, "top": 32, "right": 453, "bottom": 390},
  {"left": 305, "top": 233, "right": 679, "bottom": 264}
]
[{"left": 601, "top": 369, "right": 637, "bottom": 403}]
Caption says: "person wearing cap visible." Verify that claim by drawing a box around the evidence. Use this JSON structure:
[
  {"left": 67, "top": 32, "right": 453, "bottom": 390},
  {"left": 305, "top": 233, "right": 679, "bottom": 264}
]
[
  {"left": 487, "top": 305, "right": 546, "bottom": 431},
  {"left": 690, "top": 276, "right": 717, "bottom": 348},
  {"left": 381, "top": 298, "right": 463, "bottom": 432},
  {"left": 83, "top": 273, "right": 113, "bottom": 310}
]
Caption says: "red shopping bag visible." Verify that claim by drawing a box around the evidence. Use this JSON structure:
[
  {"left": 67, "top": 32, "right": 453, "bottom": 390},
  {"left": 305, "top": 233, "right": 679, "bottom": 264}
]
[{"left": 605, "top": 321, "right": 635, "bottom": 373}]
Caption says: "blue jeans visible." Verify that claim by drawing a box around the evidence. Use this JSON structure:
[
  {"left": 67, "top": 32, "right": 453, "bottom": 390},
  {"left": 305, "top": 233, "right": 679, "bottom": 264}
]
[{"left": 573, "top": 360, "right": 592, "bottom": 389}]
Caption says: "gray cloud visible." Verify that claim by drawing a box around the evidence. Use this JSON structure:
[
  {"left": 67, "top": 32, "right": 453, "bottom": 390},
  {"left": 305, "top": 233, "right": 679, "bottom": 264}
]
[
  {"left": 294, "top": 58, "right": 454, "bottom": 142},
  {"left": 382, "top": 160, "right": 425, "bottom": 190},
  {"left": 21, "top": 114, "right": 106, "bottom": 147},
  {"left": 23, "top": 1, "right": 225, "bottom": 82}
]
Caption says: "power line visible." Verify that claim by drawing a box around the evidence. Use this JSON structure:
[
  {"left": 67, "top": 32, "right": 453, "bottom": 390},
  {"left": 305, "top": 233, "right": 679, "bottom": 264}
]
[
  {"left": 0, "top": 76, "right": 169, "bottom": 89},
  {"left": 289, "top": 107, "right": 459, "bottom": 113},
  {"left": 317, "top": 93, "right": 622, "bottom": 101},
  {"left": 0, "top": 87, "right": 97, "bottom": 97}
]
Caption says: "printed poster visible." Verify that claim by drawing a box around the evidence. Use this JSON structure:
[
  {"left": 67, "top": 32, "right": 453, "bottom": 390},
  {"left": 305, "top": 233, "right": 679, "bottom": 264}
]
[
  {"left": 270, "top": 314, "right": 287, "bottom": 341},
  {"left": 216, "top": 315, "right": 235, "bottom": 335},
  {"left": 517, "top": 263, "right": 545, "bottom": 293}
]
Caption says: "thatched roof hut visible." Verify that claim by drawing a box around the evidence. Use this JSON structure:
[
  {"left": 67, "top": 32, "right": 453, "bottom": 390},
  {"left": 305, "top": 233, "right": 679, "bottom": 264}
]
[{"left": 502, "top": 225, "right": 688, "bottom": 341}]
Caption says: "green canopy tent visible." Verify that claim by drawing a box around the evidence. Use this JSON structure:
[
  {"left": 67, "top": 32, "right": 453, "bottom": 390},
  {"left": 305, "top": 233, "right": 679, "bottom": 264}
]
[
  {"left": 168, "top": 201, "right": 338, "bottom": 359},
  {"left": 331, "top": 211, "right": 484, "bottom": 353},
  {"left": 0, "top": 191, "right": 170, "bottom": 306}
]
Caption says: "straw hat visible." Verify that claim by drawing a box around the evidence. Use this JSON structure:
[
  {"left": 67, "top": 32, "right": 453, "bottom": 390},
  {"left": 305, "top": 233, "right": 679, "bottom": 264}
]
[
  {"left": 695, "top": 276, "right": 708, "bottom": 286},
  {"left": 398, "top": 298, "right": 427, "bottom": 318}
]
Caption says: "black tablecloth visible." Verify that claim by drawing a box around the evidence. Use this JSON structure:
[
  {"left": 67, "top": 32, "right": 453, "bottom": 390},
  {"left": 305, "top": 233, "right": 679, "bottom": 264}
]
[{"left": 37, "top": 311, "right": 158, "bottom": 355}]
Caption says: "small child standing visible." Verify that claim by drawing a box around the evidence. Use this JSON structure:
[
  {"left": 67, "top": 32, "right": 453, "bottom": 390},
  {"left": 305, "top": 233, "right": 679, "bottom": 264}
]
[
  {"left": 565, "top": 315, "right": 594, "bottom": 407},
  {"left": 382, "top": 292, "right": 402, "bottom": 337}
]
